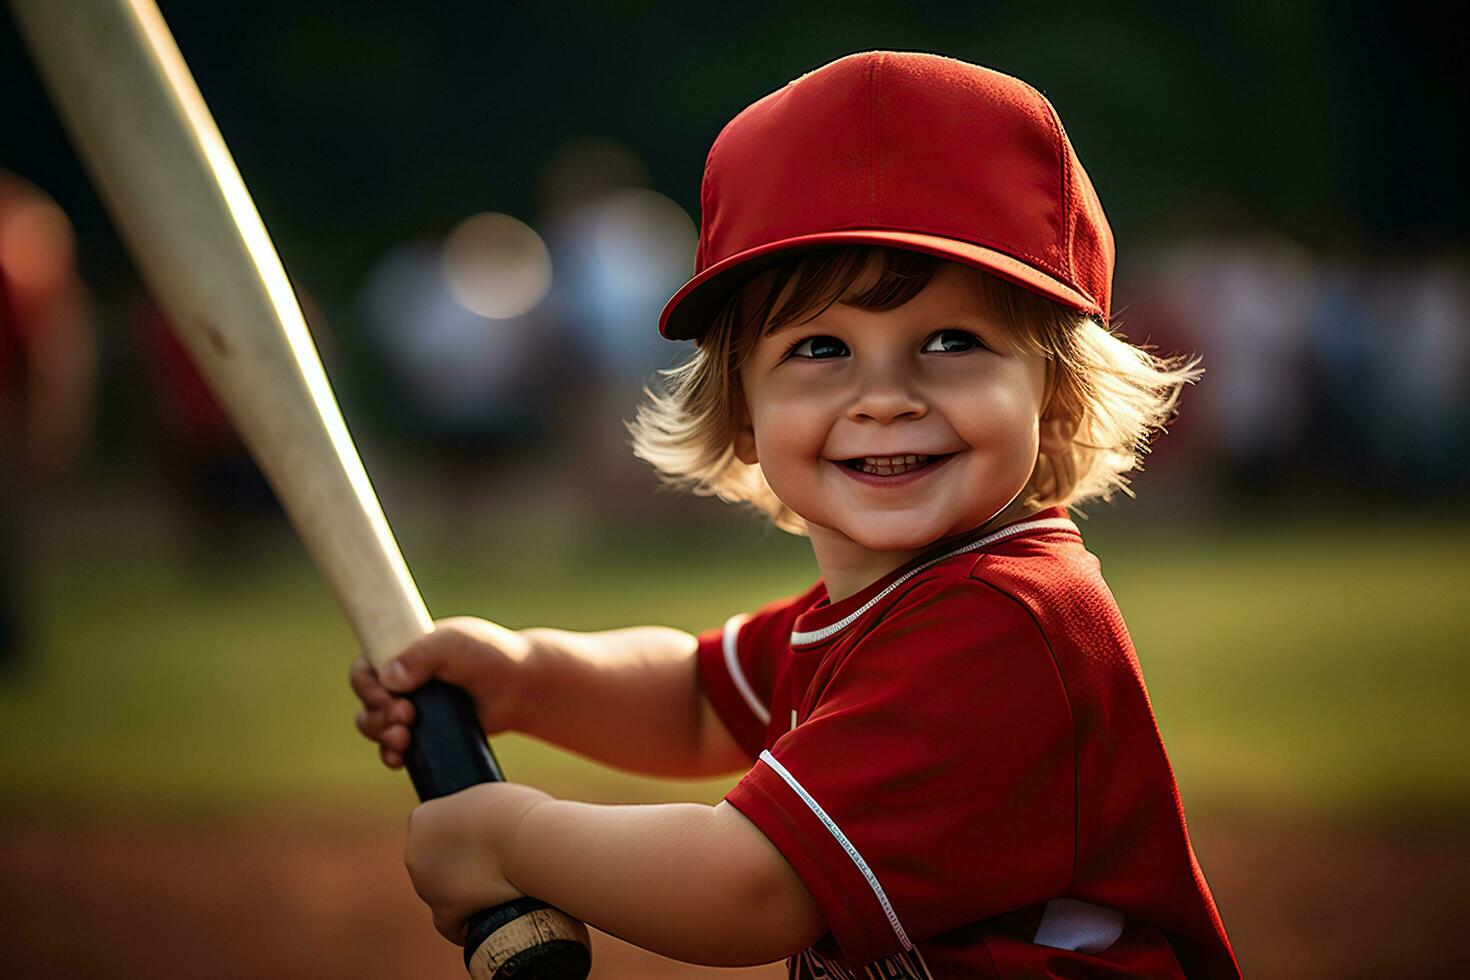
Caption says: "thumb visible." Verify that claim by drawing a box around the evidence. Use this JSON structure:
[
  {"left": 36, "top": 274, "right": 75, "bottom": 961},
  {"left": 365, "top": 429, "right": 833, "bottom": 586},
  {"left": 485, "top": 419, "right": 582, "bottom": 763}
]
[
  {"left": 382, "top": 625, "right": 488, "bottom": 694},
  {"left": 381, "top": 637, "right": 447, "bottom": 693}
]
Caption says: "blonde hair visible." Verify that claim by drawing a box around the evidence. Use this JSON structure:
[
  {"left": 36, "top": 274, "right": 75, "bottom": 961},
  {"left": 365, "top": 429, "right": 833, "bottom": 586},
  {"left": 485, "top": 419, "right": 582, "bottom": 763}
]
[{"left": 628, "top": 247, "right": 1200, "bottom": 534}]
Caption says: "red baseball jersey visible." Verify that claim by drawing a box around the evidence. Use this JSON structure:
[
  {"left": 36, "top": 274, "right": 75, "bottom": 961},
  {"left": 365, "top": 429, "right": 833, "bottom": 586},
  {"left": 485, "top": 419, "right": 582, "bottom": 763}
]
[{"left": 697, "top": 507, "right": 1239, "bottom": 979}]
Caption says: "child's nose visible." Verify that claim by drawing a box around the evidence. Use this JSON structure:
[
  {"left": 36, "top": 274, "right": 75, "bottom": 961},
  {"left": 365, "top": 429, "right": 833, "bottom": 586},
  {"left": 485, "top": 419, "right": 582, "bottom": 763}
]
[{"left": 846, "top": 366, "right": 928, "bottom": 424}]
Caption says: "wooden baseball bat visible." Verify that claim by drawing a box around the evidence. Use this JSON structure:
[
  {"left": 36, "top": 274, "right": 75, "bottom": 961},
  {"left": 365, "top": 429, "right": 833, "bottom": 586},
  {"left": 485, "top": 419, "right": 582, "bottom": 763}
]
[{"left": 7, "top": 2, "right": 591, "bottom": 977}]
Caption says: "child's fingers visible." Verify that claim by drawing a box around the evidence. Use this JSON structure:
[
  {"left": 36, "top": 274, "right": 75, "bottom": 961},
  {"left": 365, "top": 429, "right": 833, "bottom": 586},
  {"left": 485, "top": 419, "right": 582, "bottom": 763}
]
[
  {"left": 392, "top": 699, "right": 416, "bottom": 727},
  {"left": 353, "top": 692, "right": 414, "bottom": 730},
  {"left": 350, "top": 656, "right": 418, "bottom": 772},
  {"left": 348, "top": 657, "right": 393, "bottom": 708},
  {"left": 355, "top": 707, "right": 391, "bottom": 741},
  {"left": 380, "top": 724, "right": 412, "bottom": 754},
  {"left": 355, "top": 706, "right": 414, "bottom": 750}
]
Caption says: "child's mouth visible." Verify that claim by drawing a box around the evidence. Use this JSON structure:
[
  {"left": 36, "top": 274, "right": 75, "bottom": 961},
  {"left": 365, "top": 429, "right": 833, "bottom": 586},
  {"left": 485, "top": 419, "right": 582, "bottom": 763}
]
[{"left": 836, "top": 453, "right": 955, "bottom": 482}]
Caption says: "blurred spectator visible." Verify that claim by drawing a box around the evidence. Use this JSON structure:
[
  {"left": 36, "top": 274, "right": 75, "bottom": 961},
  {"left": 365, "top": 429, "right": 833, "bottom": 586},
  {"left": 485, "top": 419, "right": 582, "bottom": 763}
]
[
  {"left": 358, "top": 225, "right": 572, "bottom": 543},
  {"left": 1120, "top": 229, "right": 1470, "bottom": 512},
  {"left": 1155, "top": 232, "right": 1316, "bottom": 498},
  {"left": 1304, "top": 240, "right": 1378, "bottom": 480},
  {"left": 538, "top": 141, "right": 701, "bottom": 518},
  {"left": 1363, "top": 250, "right": 1470, "bottom": 489},
  {"left": 550, "top": 188, "right": 697, "bottom": 384},
  {"left": 541, "top": 141, "right": 697, "bottom": 390},
  {"left": 0, "top": 172, "right": 97, "bottom": 675},
  {"left": 131, "top": 294, "right": 284, "bottom": 570},
  {"left": 360, "top": 237, "right": 559, "bottom": 448}
]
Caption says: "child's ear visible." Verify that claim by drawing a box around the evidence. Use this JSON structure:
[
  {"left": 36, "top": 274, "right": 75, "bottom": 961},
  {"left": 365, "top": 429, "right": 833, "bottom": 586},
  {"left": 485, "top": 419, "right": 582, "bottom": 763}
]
[
  {"left": 1038, "top": 409, "right": 1079, "bottom": 457},
  {"left": 732, "top": 383, "right": 758, "bottom": 465}
]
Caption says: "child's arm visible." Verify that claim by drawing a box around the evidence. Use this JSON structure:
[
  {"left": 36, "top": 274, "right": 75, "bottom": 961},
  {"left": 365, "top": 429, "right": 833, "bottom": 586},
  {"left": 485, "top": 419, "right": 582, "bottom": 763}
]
[
  {"left": 351, "top": 618, "right": 751, "bottom": 780},
  {"left": 405, "top": 780, "right": 828, "bottom": 966},
  {"left": 512, "top": 624, "right": 753, "bottom": 778}
]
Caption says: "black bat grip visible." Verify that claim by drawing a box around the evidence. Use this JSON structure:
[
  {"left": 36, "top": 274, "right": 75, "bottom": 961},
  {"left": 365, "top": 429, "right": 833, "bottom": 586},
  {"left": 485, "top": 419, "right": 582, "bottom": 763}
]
[
  {"left": 404, "top": 679, "right": 504, "bottom": 798},
  {"left": 404, "top": 680, "right": 591, "bottom": 980}
]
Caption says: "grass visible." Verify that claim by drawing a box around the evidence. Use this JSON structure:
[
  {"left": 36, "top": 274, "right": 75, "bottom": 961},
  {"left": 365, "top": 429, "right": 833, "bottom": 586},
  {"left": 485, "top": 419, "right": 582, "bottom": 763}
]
[{"left": 2, "top": 509, "right": 1466, "bottom": 819}]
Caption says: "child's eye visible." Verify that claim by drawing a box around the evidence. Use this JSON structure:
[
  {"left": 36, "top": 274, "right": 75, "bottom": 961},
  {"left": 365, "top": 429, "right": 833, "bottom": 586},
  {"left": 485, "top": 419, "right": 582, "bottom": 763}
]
[
  {"left": 921, "top": 329, "right": 985, "bottom": 354},
  {"left": 786, "top": 335, "right": 850, "bottom": 360}
]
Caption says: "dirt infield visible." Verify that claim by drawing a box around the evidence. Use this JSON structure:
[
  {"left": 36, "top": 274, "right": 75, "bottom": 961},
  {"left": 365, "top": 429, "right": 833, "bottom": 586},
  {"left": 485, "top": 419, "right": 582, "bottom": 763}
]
[{"left": 1, "top": 812, "right": 1464, "bottom": 979}]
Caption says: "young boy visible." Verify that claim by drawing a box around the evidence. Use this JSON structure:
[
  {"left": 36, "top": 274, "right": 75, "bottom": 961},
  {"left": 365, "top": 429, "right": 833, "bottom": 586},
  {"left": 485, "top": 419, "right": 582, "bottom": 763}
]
[{"left": 350, "top": 52, "right": 1240, "bottom": 978}]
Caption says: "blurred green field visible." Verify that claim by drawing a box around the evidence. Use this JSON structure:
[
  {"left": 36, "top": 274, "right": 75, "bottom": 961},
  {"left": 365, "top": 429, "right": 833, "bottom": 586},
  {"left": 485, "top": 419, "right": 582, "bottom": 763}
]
[{"left": 2, "top": 512, "right": 1466, "bottom": 819}]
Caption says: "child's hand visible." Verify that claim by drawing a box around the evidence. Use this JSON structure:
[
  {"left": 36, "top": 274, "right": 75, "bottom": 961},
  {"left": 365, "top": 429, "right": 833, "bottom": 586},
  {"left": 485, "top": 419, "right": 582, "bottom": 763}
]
[
  {"left": 350, "top": 617, "right": 538, "bottom": 769},
  {"left": 404, "top": 781, "right": 550, "bottom": 943}
]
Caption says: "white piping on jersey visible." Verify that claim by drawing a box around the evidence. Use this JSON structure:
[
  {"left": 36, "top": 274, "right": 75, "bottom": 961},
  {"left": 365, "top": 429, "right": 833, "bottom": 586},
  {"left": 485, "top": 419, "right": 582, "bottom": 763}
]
[
  {"left": 789, "top": 517, "right": 1077, "bottom": 646},
  {"left": 721, "top": 613, "right": 770, "bottom": 725},
  {"left": 1033, "top": 897, "right": 1125, "bottom": 954},
  {"left": 758, "top": 749, "right": 914, "bottom": 952}
]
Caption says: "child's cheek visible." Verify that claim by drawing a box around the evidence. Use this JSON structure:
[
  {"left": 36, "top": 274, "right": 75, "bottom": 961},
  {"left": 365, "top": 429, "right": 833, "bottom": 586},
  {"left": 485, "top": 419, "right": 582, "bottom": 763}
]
[
  {"left": 955, "top": 380, "right": 1043, "bottom": 470},
  {"left": 747, "top": 408, "right": 833, "bottom": 516},
  {"left": 750, "top": 380, "right": 830, "bottom": 452}
]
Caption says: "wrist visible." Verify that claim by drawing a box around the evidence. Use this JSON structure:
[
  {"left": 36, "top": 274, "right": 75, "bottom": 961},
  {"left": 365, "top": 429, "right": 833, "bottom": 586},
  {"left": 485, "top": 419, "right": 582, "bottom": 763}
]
[{"left": 499, "top": 792, "right": 556, "bottom": 895}]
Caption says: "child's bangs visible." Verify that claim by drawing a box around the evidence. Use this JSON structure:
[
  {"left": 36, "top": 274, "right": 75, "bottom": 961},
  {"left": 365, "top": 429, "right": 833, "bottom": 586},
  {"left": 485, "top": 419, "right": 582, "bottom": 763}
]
[
  {"left": 740, "top": 246, "right": 1085, "bottom": 359},
  {"left": 750, "top": 247, "right": 946, "bottom": 340}
]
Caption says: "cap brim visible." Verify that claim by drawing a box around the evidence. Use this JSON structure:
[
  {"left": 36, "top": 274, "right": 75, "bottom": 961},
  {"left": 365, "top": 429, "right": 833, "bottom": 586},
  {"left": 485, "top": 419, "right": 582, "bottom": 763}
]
[{"left": 658, "top": 229, "right": 1103, "bottom": 341}]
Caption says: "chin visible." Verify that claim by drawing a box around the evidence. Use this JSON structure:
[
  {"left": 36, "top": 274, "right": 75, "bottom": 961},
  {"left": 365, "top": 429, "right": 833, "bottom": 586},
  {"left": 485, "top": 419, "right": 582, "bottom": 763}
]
[{"left": 844, "top": 521, "right": 951, "bottom": 554}]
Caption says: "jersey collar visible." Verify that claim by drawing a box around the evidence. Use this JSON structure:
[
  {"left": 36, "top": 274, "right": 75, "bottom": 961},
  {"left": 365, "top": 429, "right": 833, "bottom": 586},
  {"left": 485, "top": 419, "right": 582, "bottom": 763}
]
[{"left": 790, "top": 507, "right": 1078, "bottom": 648}]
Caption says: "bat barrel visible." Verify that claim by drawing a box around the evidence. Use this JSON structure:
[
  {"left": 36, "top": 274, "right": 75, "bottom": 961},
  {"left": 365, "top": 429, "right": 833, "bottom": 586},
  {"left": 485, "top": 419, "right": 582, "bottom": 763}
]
[
  {"left": 7, "top": 0, "right": 427, "bottom": 668},
  {"left": 9, "top": 2, "right": 592, "bottom": 975}
]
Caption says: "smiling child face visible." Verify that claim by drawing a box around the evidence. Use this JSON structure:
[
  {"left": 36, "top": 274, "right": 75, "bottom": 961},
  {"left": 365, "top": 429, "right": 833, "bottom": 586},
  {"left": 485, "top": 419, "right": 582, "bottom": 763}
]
[{"left": 734, "top": 259, "right": 1065, "bottom": 563}]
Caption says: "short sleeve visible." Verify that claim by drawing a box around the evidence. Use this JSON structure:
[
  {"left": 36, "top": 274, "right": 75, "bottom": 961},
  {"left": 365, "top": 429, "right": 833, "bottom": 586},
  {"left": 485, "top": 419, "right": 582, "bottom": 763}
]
[
  {"left": 695, "top": 582, "right": 826, "bottom": 762},
  {"left": 724, "top": 577, "right": 1076, "bottom": 965}
]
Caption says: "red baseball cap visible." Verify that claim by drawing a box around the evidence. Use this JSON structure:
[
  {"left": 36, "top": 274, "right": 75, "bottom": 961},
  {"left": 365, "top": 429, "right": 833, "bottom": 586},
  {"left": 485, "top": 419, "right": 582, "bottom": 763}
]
[{"left": 658, "top": 51, "right": 1115, "bottom": 341}]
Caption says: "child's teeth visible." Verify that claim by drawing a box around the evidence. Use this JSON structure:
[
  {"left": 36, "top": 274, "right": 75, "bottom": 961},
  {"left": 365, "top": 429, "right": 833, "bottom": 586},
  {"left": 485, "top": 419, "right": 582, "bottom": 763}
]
[
  {"left": 861, "top": 454, "right": 928, "bottom": 465},
  {"left": 856, "top": 453, "right": 931, "bottom": 475}
]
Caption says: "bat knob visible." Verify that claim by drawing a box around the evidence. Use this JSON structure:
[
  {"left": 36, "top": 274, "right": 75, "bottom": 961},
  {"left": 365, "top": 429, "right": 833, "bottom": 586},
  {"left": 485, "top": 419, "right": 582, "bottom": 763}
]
[{"left": 464, "top": 897, "right": 592, "bottom": 980}]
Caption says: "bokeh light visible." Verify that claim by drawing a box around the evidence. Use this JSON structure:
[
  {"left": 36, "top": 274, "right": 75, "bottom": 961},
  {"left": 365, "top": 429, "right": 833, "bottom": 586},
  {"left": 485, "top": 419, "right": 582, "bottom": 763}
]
[
  {"left": 0, "top": 189, "right": 73, "bottom": 293},
  {"left": 440, "top": 211, "right": 552, "bottom": 320}
]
